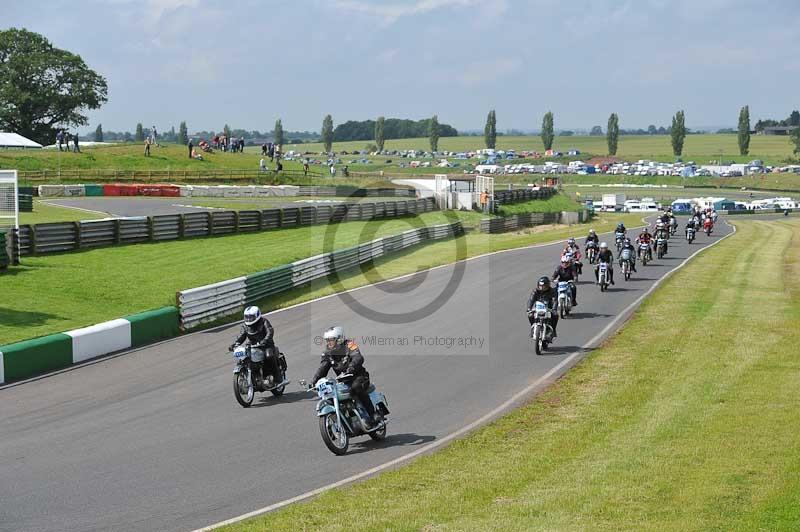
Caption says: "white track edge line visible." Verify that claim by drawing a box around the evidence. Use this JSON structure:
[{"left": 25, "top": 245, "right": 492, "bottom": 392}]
[
  {"left": 37, "top": 200, "right": 111, "bottom": 217},
  {"left": 197, "top": 218, "right": 735, "bottom": 531}
]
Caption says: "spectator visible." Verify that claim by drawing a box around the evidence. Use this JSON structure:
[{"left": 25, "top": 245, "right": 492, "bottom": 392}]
[
  {"left": 64, "top": 132, "right": 71, "bottom": 149},
  {"left": 151, "top": 125, "right": 159, "bottom": 146},
  {"left": 276, "top": 160, "right": 283, "bottom": 172},
  {"left": 343, "top": 165, "right": 349, "bottom": 177},
  {"left": 261, "top": 142, "right": 267, "bottom": 156},
  {"left": 188, "top": 138, "right": 194, "bottom": 159},
  {"left": 303, "top": 160, "right": 309, "bottom": 176},
  {"left": 56, "top": 129, "right": 64, "bottom": 152},
  {"left": 268, "top": 142, "right": 274, "bottom": 162},
  {"left": 239, "top": 137, "right": 245, "bottom": 153},
  {"left": 144, "top": 137, "right": 151, "bottom": 157},
  {"left": 480, "top": 189, "right": 489, "bottom": 213},
  {"left": 260, "top": 158, "right": 268, "bottom": 173},
  {"left": 72, "top": 132, "right": 80, "bottom": 153},
  {"left": 329, "top": 164, "right": 336, "bottom": 177}
]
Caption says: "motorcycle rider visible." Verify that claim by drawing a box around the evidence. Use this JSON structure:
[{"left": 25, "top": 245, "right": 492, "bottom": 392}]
[
  {"left": 654, "top": 220, "right": 669, "bottom": 255},
  {"left": 312, "top": 326, "right": 380, "bottom": 427},
  {"left": 552, "top": 256, "right": 578, "bottom": 306},
  {"left": 635, "top": 228, "right": 653, "bottom": 261},
  {"left": 585, "top": 229, "right": 599, "bottom": 262},
  {"left": 230, "top": 306, "right": 285, "bottom": 387},
  {"left": 703, "top": 215, "right": 714, "bottom": 234},
  {"left": 686, "top": 217, "right": 698, "bottom": 239},
  {"left": 527, "top": 276, "right": 559, "bottom": 338},
  {"left": 619, "top": 237, "right": 637, "bottom": 272},
  {"left": 562, "top": 237, "right": 583, "bottom": 275},
  {"left": 595, "top": 242, "right": 615, "bottom": 285}
]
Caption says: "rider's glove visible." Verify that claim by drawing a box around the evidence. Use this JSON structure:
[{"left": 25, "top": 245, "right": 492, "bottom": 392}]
[{"left": 228, "top": 344, "right": 236, "bottom": 352}]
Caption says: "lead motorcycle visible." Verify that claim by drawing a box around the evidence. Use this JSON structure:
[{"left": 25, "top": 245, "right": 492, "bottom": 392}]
[
  {"left": 301, "top": 374, "right": 389, "bottom": 455},
  {"left": 686, "top": 226, "right": 695, "bottom": 244},
  {"left": 597, "top": 261, "right": 610, "bottom": 291},
  {"left": 230, "top": 345, "right": 288, "bottom": 407},
  {"left": 529, "top": 300, "right": 554, "bottom": 355}
]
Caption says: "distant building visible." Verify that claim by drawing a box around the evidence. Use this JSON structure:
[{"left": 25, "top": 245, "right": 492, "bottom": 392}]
[{"left": 762, "top": 126, "right": 796, "bottom": 135}]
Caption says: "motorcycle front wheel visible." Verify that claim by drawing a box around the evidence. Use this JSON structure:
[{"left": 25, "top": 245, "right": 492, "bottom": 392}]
[
  {"left": 319, "top": 413, "right": 349, "bottom": 455},
  {"left": 233, "top": 371, "right": 254, "bottom": 408}
]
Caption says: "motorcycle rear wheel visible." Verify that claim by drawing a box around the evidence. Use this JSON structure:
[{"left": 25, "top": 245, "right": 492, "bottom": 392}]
[
  {"left": 233, "top": 372, "right": 254, "bottom": 408},
  {"left": 369, "top": 420, "right": 387, "bottom": 441},
  {"left": 270, "top": 371, "right": 286, "bottom": 397},
  {"left": 319, "top": 413, "right": 349, "bottom": 455}
]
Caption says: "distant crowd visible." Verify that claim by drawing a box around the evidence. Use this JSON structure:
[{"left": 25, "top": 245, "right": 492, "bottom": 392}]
[{"left": 55, "top": 129, "right": 80, "bottom": 153}]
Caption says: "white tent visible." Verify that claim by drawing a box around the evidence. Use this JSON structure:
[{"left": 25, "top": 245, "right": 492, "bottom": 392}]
[{"left": 0, "top": 132, "right": 43, "bottom": 149}]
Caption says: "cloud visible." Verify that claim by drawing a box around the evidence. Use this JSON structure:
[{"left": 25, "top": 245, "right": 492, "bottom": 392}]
[
  {"left": 459, "top": 58, "right": 520, "bottom": 86},
  {"left": 331, "top": 0, "right": 480, "bottom": 24}
]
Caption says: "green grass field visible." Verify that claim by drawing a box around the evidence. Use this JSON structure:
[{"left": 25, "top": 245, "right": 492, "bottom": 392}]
[
  {"left": 221, "top": 217, "right": 800, "bottom": 532},
  {"left": 0, "top": 206, "right": 641, "bottom": 345},
  {"left": 2, "top": 135, "right": 797, "bottom": 176}
]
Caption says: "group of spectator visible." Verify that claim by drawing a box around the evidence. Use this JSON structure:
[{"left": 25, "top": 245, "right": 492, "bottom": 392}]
[
  {"left": 212, "top": 134, "right": 245, "bottom": 153},
  {"left": 55, "top": 129, "right": 80, "bottom": 153}
]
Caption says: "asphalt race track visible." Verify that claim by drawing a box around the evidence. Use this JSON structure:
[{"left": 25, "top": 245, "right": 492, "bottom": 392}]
[
  {"left": 40, "top": 197, "right": 397, "bottom": 218},
  {"left": 0, "top": 218, "right": 733, "bottom": 532}
]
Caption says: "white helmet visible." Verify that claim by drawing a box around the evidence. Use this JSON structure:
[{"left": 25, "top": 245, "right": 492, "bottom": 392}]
[
  {"left": 599, "top": 242, "right": 608, "bottom": 249},
  {"left": 243, "top": 306, "right": 262, "bottom": 326},
  {"left": 323, "top": 326, "right": 345, "bottom": 347}
]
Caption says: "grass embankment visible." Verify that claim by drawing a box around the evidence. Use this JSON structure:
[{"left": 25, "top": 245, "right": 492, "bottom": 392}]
[
  {"left": 19, "top": 200, "right": 106, "bottom": 224},
  {"left": 222, "top": 218, "right": 800, "bottom": 531},
  {"left": 496, "top": 194, "right": 581, "bottom": 216},
  {"left": 0, "top": 209, "right": 641, "bottom": 345}
]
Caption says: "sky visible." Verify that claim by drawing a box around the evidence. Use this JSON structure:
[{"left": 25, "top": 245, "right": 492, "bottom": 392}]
[{"left": 4, "top": 0, "right": 799, "bottom": 134}]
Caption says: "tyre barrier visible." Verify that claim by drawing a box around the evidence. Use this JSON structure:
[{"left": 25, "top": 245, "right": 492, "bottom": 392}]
[
  {"left": 16, "top": 198, "right": 436, "bottom": 257},
  {"left": 0, "top": 307, "right": 179, "bottom": 385}
]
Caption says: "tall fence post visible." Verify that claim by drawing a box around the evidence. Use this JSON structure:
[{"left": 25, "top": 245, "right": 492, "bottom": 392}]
[{"left": 74, "top": 221, "right": 82, "bottom": 250}]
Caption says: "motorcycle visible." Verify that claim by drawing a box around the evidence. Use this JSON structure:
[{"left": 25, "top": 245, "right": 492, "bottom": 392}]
[
  {"left": 615, "top": 232, "right": 625, "bottom": 252},
  {"left": 656, "top": 237, "right": 667, "bottom": 259},
  {"left": 302, "top": 373, "right": 389, "bottom": 455},
  {"left": 528, "top": 300, "right": 554, "bottom": 355},
  {"left": 638, "top": 242, "right": 651, "bottom": 265},
  {"left": 557, "top": 281, "right": 573, "bottom": 318},
  {"left": 686, "top": 226, "right": 695, "bottom": 244},
  {"left": 704, "top": 223, "right": 713, "bottom": 236},
  {"left": 670, "top": 218, "right": 678, "bottom": 236},
  {"left": 620, "top": 248, "right": 633, "bottom": 281},
  {"left": 597, "top": 261, "right": 610, "bottom": 292},
  {"left": 586, "top": 242, "right": 598, "bottom": 264},
  {"left": 230, "top": 345, "right": 289, "bottom": 408}
]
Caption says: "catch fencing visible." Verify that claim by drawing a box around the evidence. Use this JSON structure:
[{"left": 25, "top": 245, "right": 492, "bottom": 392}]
[
  {"left": 18, "top": 168, "right": 321, "bottom": 183},
  {"left": 177, "top": 221, "right": 464, "bottom": 329},
  {"left": 478, "top": 209, "right": 590, "bottom": 233},
  {"left": 15, "top": 198, "right": 435, "bottom": 256}
]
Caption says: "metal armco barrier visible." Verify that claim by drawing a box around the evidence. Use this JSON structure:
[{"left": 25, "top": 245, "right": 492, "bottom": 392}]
[
  {"left": 177, "top": 222, "right": 464, "bottom": 329},
  {"left": 15, "top": 198, "right": 435, "bottom": 256},
  {"left": 19, "top": 168, "right": 321, "bottom": 182},
  {"left": 493, "top": 187, "right": 555, "bottom": 205}
]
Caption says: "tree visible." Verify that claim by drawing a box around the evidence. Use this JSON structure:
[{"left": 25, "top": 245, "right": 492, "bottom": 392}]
[
  {"left": 589, "top": 125, "right": 603, "bottom": 136},
  {"left": 647, "top": 124, "right": 657, "bottom": 135},
  {"left": 791, "top": 127, "right": 800, "bottom": 155},
  {"left": 429, "top": 114, "right": 440, "bottom": 152},
  {"left": 738, "top": 105, "right": 751, "bottom": 156},
  {"left": 178, "top": 121, "right": 188, "bottom": 145},
  {"left": 607, "top": 113, "right": 620, "bottom": 155},
  {"left": 0, "top": 28, "right": 108, "bottom": 145},
  {"left": 322, "top": 114, "right": 334, "bottom": 152},
  {"left": 223, "top": 124, "right": 231, "bottom": 139},
  {"left": 94, "top": 124, "right": 103, "bottom": 142},
  {"left": 789, "top": 110, "right": 800, "bottom": 127},
  {"left": 484, "top": 110, "right": 496, "bottom": 149},
  {"left": 135, "top": 123, "right": 144, "bottom": 142},
  {"left": 374, "top": 116, "right": 385, "bottom": 151},
  {"left": 274, "top": 118, "right": 284, "bottom": 147},
  {"left": 671, "top": 110, "right": 686, "bottom": 156},
  {"left": 541, "top": 111, "right": 554, "bottom": 151}
]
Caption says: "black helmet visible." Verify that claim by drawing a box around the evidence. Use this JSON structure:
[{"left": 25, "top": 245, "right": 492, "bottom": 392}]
[{"left": 537, "top": 276, "right": 551, "bottom": 291}]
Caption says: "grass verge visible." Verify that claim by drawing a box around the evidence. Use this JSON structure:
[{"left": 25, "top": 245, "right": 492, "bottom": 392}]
[
  {"left": 220, "top": 218, "right": 800, "bottom": 531},
  {"left": 496, "top": 194, "right": 581, "bottom": 216},
  {"left": 0, "top": 210, "right": 640, "bottom": 345}
]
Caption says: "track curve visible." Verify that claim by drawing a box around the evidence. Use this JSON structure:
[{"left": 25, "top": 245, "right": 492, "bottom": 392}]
[{"left": 0, "top": 217, "right": 733, "bottom": 532}]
